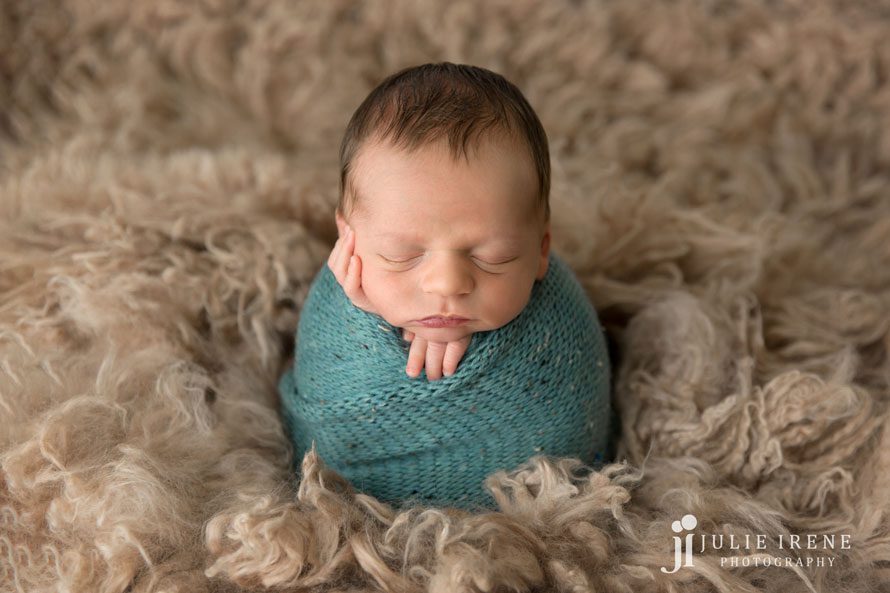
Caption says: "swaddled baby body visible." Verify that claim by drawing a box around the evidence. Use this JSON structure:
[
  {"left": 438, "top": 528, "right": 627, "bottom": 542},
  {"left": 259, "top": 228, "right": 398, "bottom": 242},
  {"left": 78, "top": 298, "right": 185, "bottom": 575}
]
[
  {"left": 278, "top": 63, "right": 613, "bottom": 509},
  {"left": 279, "top": 249, "right": 612, "bottom": 509}
]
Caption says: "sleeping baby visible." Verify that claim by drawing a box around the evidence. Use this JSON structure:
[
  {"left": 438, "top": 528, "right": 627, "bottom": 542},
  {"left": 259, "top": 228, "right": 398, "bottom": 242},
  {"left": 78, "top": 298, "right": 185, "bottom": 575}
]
[{"left": 279, "top": 62, "right": 612, "bottom": 509}]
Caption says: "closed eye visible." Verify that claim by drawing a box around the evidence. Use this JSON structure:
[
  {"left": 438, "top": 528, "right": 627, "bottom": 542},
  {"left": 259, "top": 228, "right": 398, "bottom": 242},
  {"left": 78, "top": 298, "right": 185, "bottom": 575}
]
[
  {"left": 379, "top": 254, "right": 519, "bottom": 268},
  {"left": 380, "top": 254, "right": 422, "bottom": 264},
  {"left": 472, "top": 256, "right": 519, "bottom": 266}
]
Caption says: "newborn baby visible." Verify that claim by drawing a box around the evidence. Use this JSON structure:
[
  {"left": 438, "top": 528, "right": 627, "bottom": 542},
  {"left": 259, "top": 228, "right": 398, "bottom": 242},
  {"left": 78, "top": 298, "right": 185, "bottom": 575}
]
[
  {"left": 279, "top": 62, "right": 612, "bottom": 509},
  {"left": 327, "top": 120, "right": 549, "bottom": 382}
]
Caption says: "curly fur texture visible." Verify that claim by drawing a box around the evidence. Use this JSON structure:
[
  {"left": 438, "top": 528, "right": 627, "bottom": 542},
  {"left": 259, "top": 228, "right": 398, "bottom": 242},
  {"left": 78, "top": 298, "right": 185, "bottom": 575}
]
[{"left": 1, "top": 0, "right": 889, "bottom": 591}]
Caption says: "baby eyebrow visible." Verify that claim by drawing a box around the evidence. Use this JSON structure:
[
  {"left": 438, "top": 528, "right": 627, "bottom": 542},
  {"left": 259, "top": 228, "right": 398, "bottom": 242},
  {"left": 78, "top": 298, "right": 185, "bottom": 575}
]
[
  {"left": 376, "top": 231, "right": 426, "bottom": 242},
  {"left": 375, "top": 231, "right": 522, "bottom": 248}
]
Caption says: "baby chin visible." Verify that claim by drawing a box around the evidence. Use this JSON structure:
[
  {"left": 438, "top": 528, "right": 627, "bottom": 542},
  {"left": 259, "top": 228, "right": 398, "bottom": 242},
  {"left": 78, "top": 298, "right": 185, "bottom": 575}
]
[{"left": 406, "top": 322, "right": 479, "bottom": 343}]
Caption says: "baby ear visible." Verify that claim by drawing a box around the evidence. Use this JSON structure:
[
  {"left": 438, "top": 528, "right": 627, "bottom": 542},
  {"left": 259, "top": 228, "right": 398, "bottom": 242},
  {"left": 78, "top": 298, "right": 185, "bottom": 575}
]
[{"left": 536, "top": 223, "right": 551, "bottom": 280}]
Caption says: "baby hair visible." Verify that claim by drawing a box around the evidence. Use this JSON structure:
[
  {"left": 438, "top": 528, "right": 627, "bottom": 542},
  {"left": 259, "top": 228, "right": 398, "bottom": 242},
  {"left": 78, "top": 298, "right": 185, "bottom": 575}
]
[{"left": 338, "top": 62, "right": 550, "bottom": 223}]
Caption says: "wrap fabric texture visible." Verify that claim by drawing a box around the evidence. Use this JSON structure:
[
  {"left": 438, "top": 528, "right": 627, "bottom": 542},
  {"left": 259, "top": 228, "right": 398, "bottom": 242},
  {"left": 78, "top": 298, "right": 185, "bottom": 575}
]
[{"left": 278, "top": 252, "right": 612, "bottom": 508}]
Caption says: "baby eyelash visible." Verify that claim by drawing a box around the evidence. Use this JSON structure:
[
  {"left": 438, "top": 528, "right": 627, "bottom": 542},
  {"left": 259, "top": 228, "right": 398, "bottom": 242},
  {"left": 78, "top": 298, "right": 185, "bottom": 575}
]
[
  {"left": 380, "top": 255, "right": 518, "bottom": 268},
  {"left": 381, "top": 255, "right": 421, "bottom": 264},
  {"left": 474, "top": 256, "right": 518, "bottom": 266}
]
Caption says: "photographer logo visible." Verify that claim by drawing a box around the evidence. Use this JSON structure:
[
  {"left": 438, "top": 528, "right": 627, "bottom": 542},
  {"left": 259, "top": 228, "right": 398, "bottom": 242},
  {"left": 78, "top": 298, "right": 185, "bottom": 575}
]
[{"left": 660, "top": 513, "right": 850, "bottom": 573}]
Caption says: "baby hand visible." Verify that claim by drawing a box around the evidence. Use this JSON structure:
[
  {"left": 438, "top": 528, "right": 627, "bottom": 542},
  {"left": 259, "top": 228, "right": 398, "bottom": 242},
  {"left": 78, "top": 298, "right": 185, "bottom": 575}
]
[
  {"left": 402, "top": 328, "right": 472, "bottom": 381},
  {"left": 327, "top": 224, "right": 378, "bottom": 316}
]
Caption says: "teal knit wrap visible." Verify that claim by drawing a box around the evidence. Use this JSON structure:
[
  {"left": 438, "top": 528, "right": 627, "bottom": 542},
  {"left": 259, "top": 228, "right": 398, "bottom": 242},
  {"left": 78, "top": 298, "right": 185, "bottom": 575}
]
[{"left": 278, "top": 252, "right": 612, "bottom": 509}]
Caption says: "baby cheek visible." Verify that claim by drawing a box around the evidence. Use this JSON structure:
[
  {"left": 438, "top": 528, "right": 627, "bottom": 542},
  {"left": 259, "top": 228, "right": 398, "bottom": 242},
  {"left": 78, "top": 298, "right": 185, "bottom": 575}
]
[
  {"left": 360, "top": 265, "right": 385, "bottom": 305},
  {"left": 361, "top": 265, "right": 406, "bottom": 320},
  {"left": 483, "top": 277, "right": 533, "bottom": 327}
]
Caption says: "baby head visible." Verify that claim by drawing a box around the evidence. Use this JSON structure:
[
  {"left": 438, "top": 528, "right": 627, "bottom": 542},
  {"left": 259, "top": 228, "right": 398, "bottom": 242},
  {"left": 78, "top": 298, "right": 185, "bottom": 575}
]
[{"left": 336, "top": 62, "right": 551, "bottom": 343}]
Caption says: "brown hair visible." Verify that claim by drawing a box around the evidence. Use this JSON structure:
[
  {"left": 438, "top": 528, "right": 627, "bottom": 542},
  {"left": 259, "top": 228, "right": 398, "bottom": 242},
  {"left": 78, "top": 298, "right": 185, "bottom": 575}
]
[{"left": 337, "top": 62, "right": 550, "bottom": 224}]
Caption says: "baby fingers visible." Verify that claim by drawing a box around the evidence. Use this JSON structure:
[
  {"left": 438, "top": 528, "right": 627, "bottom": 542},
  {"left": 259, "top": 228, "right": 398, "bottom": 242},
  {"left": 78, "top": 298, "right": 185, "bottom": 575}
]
[
  {"left": 404, "top": 333, "right": 470, "bottom": 380},
  {"left": 406, "top": 335, "right": 427, "bottom": 378},
  {"left": 343, "top": 252, "right": 363, "bottom": 300},
  {"left": 327, "top": 226, "right": 354, "bottom": 284},
  {"left": 442, "top": 335, "right": 472, "bottom": 377},
  {"left": 424, "top": 341, "right": 447, "bottom": 381},
  {"left": 327, "top": 228, "right": 377, "bottom": 314}
]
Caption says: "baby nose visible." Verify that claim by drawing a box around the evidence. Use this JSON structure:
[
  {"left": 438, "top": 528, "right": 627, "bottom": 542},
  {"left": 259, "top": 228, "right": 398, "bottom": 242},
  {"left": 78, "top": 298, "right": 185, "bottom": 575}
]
[{"left": 420, "top": 254, "right": 475, "bottom": 297}]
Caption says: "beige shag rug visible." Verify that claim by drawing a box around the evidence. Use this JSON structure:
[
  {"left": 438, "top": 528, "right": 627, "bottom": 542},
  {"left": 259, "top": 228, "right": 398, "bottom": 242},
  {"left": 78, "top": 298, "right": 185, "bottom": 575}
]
[{"left": 2, "top": 0, "right": 890, "bottom": 591}]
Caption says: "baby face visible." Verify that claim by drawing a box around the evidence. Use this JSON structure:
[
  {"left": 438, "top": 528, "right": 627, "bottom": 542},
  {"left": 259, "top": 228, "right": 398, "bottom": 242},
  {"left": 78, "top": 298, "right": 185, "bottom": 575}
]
[{"left": 341, "top": 135, "right": 550, "bottom": 343}]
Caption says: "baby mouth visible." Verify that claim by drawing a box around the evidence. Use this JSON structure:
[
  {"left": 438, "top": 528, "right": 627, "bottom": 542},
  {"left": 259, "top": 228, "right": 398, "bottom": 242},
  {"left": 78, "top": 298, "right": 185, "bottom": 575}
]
[{"left": 417, "top": 316, "right": 469, "bottom": 328}]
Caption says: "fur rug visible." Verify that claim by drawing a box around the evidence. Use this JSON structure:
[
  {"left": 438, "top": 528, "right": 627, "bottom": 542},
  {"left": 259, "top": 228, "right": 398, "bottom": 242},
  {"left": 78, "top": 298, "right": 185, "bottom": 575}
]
[{"left": 2, "top": 0, "right": 889, "bottom": 591}]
